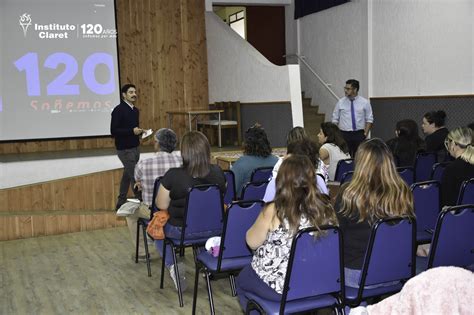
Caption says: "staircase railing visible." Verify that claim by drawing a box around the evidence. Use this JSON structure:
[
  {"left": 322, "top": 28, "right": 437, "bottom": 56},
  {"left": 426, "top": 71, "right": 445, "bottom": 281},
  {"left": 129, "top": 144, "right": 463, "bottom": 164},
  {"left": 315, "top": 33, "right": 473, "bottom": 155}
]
[{"left": 285, "top": 54, "right": 340, "bottom": 101}]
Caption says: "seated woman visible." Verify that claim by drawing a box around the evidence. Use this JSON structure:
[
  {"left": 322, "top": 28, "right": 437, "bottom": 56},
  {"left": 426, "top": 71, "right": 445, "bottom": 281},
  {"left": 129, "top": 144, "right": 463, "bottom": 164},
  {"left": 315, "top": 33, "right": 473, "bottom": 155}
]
[
  {"left": 422, "top": 110, "right": 449, "bottom": 160},
  {"left": 271, "top": 126, "right": 328, "bottom": 183},
  {"left": 236, "top": 155, "right": 337, "bottom": 310},
  {"left": 318, "top": 122, "right": 351, "bottom": 181},
  {"left": 155, "top": 131, "right": 226, "bottom": 291},
  {"left": 231, "top": 124, "right": 278, "bottom": 196},
  {"left": 335, "top": 138, "right": 414, "bottom": 288},
  {"left": 263, "top": 138, "right": 329, "bottom": 202},
  {"left": 386, "top": 119, "right": 425, "bottom": 166},
  {"left": 440, "top": 127, "right": 474, "bottom": 207}
]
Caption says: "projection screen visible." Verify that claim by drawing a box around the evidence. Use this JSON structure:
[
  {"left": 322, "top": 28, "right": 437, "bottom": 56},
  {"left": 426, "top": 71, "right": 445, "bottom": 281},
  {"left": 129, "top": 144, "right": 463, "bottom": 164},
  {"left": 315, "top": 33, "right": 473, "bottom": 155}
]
[{"left": 0, "top": 0, "right": 120, "bottom": 141}]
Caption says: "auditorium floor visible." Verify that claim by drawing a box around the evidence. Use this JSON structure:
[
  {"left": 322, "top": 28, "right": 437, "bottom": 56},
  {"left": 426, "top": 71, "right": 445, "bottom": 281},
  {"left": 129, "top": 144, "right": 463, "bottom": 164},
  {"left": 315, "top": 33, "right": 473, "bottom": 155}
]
[{"left": 0, "top": 227, "right": 242, "bottom": 314}]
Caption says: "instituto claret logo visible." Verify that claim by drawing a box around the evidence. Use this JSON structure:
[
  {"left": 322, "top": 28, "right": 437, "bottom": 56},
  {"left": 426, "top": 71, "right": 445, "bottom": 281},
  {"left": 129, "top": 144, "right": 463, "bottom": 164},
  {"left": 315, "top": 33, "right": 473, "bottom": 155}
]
[{"left": 19, "top": 13, "right": 32, "bottom": 37}]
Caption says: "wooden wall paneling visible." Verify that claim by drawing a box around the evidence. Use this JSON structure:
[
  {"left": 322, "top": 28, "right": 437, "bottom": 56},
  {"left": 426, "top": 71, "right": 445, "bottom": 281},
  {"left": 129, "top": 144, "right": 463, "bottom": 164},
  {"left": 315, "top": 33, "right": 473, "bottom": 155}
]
[
  {"left": 0, "top": 190, "right": 7, "bottom": 212},
  {"left": 32, "top": 215, "right": 46, "bottom": 238}
]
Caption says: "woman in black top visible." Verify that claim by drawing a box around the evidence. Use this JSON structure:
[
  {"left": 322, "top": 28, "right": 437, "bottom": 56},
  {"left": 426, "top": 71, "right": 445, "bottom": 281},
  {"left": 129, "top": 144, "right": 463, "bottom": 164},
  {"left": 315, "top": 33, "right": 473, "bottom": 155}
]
[
  {"left": 422, "top": 110, "right": 449, "bottom": 160},
  {"left": 155, "top": 131, "right": 226, "bottom": 291},
  {"left": 335, "top": 138, "right": 414, "bottom": 288},
  {"left": 387, "top": 119, "right": 425, "bottom": 166},
  {"left": 441, "top": 127, "right": 474, "bottom": 207}
]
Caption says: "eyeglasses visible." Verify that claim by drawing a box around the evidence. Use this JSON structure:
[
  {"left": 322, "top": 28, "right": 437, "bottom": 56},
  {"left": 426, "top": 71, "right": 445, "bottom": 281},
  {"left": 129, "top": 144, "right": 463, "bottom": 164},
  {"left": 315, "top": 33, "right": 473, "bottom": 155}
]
[
  {"left": 444, "top": 138, "right": 451, "bottom": 150},
  {"left": 344, "top": 87, "right": 353, "bottom": 91}
]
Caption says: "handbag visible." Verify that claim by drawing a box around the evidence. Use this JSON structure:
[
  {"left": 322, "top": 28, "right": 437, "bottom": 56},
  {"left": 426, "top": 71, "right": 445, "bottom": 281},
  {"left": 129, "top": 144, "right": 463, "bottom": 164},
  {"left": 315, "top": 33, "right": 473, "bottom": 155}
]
[{"left": 146, "top": 210, "right": 170, "bottom": 240}]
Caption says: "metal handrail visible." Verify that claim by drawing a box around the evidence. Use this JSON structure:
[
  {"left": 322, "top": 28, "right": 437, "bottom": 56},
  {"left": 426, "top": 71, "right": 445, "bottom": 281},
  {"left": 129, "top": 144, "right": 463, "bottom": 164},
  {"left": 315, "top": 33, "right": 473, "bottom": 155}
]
[{"left": 285, "top": 54, "right": 340, "bottom": 101}]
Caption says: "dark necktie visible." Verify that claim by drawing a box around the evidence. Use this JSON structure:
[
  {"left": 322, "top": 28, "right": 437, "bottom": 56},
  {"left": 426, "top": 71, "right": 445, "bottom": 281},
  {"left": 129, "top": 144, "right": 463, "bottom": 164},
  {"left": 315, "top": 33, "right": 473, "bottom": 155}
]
[{"left": 350, "top": 98, "right": 356, "bottom": 131}]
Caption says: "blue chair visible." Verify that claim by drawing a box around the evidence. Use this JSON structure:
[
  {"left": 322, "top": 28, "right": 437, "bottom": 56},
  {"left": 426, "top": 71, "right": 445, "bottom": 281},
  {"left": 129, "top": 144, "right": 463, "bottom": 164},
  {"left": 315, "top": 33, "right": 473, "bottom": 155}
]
[
  {"left": 159, "top": 184, "right": 225, "bottom": 307},
  {"left": 414, "top": 152, "right": 437, "bottom": 182},
  {"left": 457, "top": 178, "right": 474, "bottom": 205},
  {"left": 250, "top": 166, "right": 274, "bottom": 183},
  {"left": 192, "top": 200, "right": 264, "bottom": 315},
  {"left": 245, "top": 226, "right": 345, "bottom": 315},
  {"left": 430, "top": 162, "right": 449, "bottom": 182},
  {"left": 240, "top": 180, "right": 269, "bottom": 201},
  {"left": 334, "top": 159, "right": 355, "bottom": 183},
  {"left": 397, "top": 167, "right": 415, "bottom": 186},
  {"left": 417, "top": 205, "right": 474, "bottom": 272},
  {"left": 223, "top": 170, "right": 236, "bottom": 205},
  {"left": 340, "top": 171, "right": 354, "bottom": 185},
  {"left": 136, "top": 176, "right": 161, "bottom": 276},
  {"left": 344, "top": 217, "right": 416, "bottom": 307},
  {"left": 411, "top": 180, "right": 440, "bottom": 244}
]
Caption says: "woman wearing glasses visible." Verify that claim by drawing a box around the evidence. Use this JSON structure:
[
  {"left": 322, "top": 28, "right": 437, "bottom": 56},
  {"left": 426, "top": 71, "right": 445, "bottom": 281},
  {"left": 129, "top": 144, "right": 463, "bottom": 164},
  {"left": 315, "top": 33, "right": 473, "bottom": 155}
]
[{"left": 440, "top": 127, "right": 474, "bottom": 206}]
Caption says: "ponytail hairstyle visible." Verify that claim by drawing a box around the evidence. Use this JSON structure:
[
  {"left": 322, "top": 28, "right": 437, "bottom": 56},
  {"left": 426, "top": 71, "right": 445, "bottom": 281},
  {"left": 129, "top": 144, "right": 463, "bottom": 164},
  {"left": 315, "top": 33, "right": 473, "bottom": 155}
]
[{"left": 446, "top": 127, "right": 474, "bottom": 164}]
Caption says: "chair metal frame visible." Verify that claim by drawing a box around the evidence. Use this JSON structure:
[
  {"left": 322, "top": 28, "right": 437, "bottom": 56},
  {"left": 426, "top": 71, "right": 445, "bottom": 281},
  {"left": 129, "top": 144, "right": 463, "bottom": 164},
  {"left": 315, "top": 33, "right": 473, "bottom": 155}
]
[
  {"left": 430, "top": 162, "right": 450, "bottom": 182},
  {"left": 414, "top": 151, "right": 437, "bottom": 182},
  {"left": 135, "top": 176, "right": 161, "bottom": 277},
  {"left": 159, "top": 184, "right": 225, "bottom": 307},
  {"left": 240, "top": 180, "right": 269, "bottom": 201},
  {"left": 397, "top": 166, "right": 415, "bottom": 187},
  {"left": 250, "top": 166, "right": 274, "bottom": 183},
  {"left": 410, "top": 180, "right": 440, "bottom": 244},
  {"left": 334, "top": 159, "right": 354, "bottom": 183},
  {"left": 344, "top": 217, "right": 416, "bottom": 308},
  {"left": 457, "top": 178, "right": 474, "bottom": 205},
  {"left": 426, "top": 204, "right": 474, "bottom": 270},
  {"left": 223, "top": 169, "right": 236, "bottom": 205},
  {"left": 192, "top": 200, "right": 264, "bottom": 315},
  {"left": 246, "top": 226, "right": 345, "bottom": 315}
]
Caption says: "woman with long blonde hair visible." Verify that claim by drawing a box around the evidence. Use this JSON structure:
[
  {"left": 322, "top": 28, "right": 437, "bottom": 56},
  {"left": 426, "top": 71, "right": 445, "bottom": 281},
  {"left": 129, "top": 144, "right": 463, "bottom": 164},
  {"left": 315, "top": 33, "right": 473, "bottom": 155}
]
[
  {"left": 441, "top": 127, "right": 474, "bottom": 206},
  {"left": 335, "top": 138, "right": 414, "bottom": 288},
  {"left": 236, "top": 155, "right": 337, "bottom": 309}
]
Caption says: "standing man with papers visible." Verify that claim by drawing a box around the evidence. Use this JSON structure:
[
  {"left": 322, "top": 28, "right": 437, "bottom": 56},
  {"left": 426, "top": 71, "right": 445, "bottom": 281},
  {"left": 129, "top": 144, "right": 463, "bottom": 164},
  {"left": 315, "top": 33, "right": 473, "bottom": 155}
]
[{"left": 111, "top": 83, "right": 144, "bottom": 210}]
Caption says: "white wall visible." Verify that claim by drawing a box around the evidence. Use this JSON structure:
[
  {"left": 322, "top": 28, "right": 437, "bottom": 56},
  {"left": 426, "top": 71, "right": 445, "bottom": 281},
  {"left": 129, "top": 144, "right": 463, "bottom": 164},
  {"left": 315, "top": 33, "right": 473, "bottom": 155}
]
[
  {"left": 298, "top": 0, "right": 366, "bottom": 117},
  {"left": 372, "top": 0, "right": 473, "bottom": 96},
  {"left": 206, "top": 12, "right": 290, "bottom": 102},
  {"left": 287, "top": 0, "right": 474, "bottom": 116}
]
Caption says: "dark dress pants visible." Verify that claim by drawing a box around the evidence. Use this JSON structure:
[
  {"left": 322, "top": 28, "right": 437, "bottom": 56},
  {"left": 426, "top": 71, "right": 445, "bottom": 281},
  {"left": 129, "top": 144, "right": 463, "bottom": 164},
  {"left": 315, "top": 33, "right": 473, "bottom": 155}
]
[
  {"left": 116, "top": 146, "right": 140, "bottom": 208},
  {"left": 341, "top": 130, "right": 366, "bottom": 157}
]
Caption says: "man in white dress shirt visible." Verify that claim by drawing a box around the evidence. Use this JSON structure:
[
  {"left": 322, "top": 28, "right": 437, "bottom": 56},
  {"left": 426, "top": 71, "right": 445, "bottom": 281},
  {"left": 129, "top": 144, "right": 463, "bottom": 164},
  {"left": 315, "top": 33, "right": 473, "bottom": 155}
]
[{"left": 332, "top": 79, "right": 373, "bottom": 156}]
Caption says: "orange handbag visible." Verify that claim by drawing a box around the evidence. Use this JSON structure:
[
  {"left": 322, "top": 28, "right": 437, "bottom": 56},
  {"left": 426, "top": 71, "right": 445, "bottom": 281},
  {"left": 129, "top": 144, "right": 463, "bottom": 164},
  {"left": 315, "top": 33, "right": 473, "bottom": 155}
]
[{"left": 146, "top": 210, "right": 170, "bottom": 240}]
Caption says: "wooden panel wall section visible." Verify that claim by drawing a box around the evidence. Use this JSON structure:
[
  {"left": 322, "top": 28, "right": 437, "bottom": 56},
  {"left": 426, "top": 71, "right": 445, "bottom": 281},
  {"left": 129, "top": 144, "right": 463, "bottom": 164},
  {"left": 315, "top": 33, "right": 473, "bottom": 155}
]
[
  {"left": 0, "top": 0, "right": 208, "bottom": 154},
  {"left": 0, "top": 169, "right": 127, "bottom": 241}
]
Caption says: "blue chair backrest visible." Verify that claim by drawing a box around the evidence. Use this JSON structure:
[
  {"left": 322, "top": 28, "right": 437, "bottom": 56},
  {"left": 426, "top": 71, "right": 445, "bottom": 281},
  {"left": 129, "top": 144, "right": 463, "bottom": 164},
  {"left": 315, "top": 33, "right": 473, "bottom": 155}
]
[
  {"left": 183, "top": 184, "right": 224, "bottom": 236},
  {"left": 240, "top": 180, "right": 269, "bottom": 201},
  {"left": 431, "top": 162, "right": 449, "bottom": 182},
  {"left": 223, "top": 170, "right": 236, "bottom": 205},
  {"left": 397, "top": 167, "right": 415, "bottom": 186},
  {"left": 340, "top": 171, "right": 354, "bottom": 185},
  {"left": 220, "top": 201, "right": 264, "bottom": 260},
  {"left": 250, "top": 167, "right": 273, "bottom": 183},
  {"left": 414, "top": 152, "right": 437, "bottom": 182},
  {"left": 411, "top": 180, "right": 440, "bottom": 233},
  {"left": 361, "top": 217, "right": 415, "bottom": 287},
  {"left": 150, "top": 176, "right": 162, "bottom": 214},
  {"left": 428, "top": 205, "right": 474, "bottom": 269},
  {"left": 283, "top": 226, "right": 344, "bottom": 303},
  {"left": 457, "top": 178, "right": 474, "bottom": 205},
  {"left": 335, "top": 159, "right": 354, "bottom": 182}
]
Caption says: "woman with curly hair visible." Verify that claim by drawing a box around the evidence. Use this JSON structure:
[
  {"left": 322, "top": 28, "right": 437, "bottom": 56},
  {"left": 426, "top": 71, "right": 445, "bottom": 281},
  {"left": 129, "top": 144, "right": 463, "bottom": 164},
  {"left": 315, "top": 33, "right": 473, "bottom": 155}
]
[
  {"left": 236, "top": 155, "right": 337, "bottom": 310},
  {"left": 335, "top": 138, "right": 414, "bottom": 288},
  {"left": 231, "top": 124, "right": 278, "bottom": 195}
]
